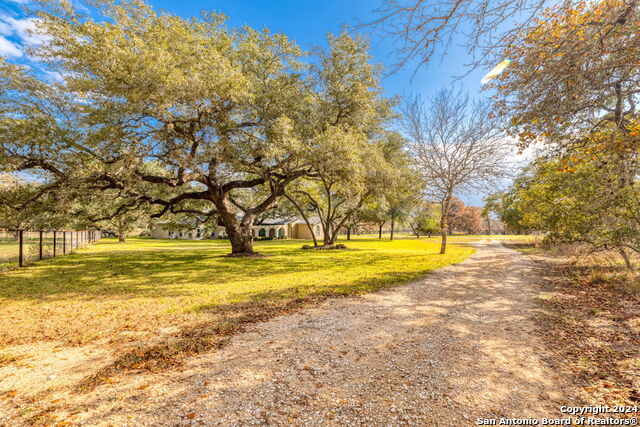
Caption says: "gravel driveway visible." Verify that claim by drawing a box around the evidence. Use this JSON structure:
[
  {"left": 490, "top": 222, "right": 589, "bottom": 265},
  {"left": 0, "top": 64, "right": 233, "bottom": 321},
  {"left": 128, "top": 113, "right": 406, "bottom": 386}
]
[{"left": 62, "top": 241, "right": 573, "bottom": 426}]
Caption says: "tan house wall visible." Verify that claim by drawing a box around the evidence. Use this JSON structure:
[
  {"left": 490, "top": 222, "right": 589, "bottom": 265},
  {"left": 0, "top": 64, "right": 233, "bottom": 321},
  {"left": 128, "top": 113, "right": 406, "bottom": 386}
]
[
  {"left": 253, "top": 225, "right": 288, "bottom": 239},
  {"left": 293, "top": 223, "right": 323, "bottom": 240},
  {"left": 150, "top": 226, "right": 172, "bottom": 239},
  {"left": 150, "top": 225, "right": 207, "bottom": 240}
]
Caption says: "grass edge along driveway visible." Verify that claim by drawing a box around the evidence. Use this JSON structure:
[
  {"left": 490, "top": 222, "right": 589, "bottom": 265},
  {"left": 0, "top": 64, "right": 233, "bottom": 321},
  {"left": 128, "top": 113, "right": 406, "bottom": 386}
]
[{"left": 0, "top": 237, "right": 475, "bottom": 383}]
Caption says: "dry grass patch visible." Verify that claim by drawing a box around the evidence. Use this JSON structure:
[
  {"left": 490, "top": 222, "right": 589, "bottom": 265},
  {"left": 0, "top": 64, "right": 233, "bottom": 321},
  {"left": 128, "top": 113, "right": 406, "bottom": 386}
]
[{"left": 0, "top": 350, "right": 21, "bottom": 367}]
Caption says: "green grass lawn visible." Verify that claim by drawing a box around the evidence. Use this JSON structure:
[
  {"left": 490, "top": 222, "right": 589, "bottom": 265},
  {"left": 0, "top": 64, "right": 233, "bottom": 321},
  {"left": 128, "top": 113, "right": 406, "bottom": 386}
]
[
  {"left": 0, "top": 237, "right": 474, "bottom": 347},
  {"left": 0, "top": 239, "right": 19, "bottom": 267},
  {"left": 0, "top": 235, "right": 59, "bottom": 270},
  {"left": 0, "top": 236, "right": 478, "bottom": 381},
  {"left": 354, "top": 232, "right": 538, "bottom": 242}
]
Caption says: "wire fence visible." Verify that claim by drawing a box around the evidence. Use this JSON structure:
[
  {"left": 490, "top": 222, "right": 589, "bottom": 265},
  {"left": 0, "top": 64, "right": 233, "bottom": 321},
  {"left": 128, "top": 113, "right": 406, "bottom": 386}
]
[{"left": 0, "top": 229, "right": 102, "bottom": 270}]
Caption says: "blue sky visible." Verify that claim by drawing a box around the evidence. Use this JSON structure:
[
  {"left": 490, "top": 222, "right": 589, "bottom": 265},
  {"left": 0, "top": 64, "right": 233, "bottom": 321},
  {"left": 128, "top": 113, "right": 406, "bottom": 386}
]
[{"left": 0, "top": 0, "right": 499, "bottom": 205}]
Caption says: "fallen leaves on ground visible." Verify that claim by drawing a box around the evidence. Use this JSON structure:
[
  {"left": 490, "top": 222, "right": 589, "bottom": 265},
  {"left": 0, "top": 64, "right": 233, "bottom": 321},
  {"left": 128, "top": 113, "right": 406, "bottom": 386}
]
[{"left": 534, "top": 258, "right": 640, "bottom": 410}]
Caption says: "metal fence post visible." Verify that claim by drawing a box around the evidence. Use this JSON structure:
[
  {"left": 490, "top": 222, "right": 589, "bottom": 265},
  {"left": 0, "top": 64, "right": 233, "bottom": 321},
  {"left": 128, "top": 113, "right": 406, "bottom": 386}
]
[
  {"left": 19, "top": 230, "right": 24, "bottom": 267},
  {"left": 53, "top": 231, "right": 57, "bottom": 258},
  {"left": 39, "top": 230, "right": 43, "bottom": 260}
]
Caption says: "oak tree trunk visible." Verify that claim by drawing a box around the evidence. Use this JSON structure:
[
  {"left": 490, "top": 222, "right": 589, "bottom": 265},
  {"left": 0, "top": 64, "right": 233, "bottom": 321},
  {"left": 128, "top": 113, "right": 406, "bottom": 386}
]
[
  {"left": 214, "top": 197, "right": 256, "bottom": 255},
  {"left": 390, "top": 218, "right": 395, "bottom": 241},
  {"left": 323, "top": 224, "right": 334, "bottom": 246},
  {"left": 117, "top": 217, "right": 127, "bottom": 243},
  {"left": 226, "top": 224, "right": 254, "bottom": 254}
]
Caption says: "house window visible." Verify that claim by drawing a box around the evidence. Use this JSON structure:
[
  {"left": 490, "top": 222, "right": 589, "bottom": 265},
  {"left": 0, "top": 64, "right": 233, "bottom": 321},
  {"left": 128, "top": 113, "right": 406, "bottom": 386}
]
[
  {"left": 258, "top": 228, "right": 266, "bottom": 237},
  {"left": 278, "top": 228, "right": 284, "bottom": 238},
  {"left": 316, "top": 226, "right": 320, "bottom": 235},
  {"left": 196, "top": 229, "right": 201, "bottom": 238},
  {"left": 268, "top": 228, "right": 276, "bottom": 238}
]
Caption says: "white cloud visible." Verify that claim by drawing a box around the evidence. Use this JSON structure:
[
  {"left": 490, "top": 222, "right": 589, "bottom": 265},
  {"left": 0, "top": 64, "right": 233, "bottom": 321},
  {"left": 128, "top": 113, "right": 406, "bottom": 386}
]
[
  {"left": 0, "top": 36, "right": 22, "bottom": 58},
  {"left": 1, "top": 16, "right": 48, "bottom": 45},
  {"left": 0, "top": 21, "right": 12, "bottom": 36},
  {"left": 41, "top": 69, "right": 63, "bottom": 82}
]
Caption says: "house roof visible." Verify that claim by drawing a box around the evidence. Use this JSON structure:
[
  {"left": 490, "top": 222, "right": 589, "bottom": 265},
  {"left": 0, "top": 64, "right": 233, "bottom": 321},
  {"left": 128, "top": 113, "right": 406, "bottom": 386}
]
[{"left": 259, "top": 218, "right": 293, "bottom": 226}]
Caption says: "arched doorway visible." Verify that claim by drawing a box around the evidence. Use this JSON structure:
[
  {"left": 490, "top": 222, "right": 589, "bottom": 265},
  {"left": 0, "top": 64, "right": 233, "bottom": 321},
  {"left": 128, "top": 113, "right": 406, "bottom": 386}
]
[
  {"left": 268, "top": 228, "right": 276, "bottom": 238},
  {"left": 278, "top": 228, "right": 284, "bottom": 239},
  {"left": 258, "top": 228, "right": 266, "bottom": 237}
]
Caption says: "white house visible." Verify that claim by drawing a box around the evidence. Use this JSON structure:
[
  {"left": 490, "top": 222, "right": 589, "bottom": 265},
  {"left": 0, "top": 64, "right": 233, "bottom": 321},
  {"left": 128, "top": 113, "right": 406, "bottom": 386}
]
[{"left": 150, "top": 223, "right": 209, "bottom": 240}]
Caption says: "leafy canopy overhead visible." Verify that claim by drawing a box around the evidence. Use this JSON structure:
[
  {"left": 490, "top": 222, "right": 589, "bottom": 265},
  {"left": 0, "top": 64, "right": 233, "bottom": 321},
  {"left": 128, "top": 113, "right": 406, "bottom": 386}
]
[
  {"left": 493, "top": 0, "right": 640, "bottom": 154},
  {"left": 0, "top": 1, "right": 397, "bottom": 254}
]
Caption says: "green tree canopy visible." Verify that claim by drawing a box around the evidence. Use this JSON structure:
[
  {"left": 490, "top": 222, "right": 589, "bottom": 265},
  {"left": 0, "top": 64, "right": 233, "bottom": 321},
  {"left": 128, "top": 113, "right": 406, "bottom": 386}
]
[{"left": 0, "top": 1, "right": 394, "bottom": 255}]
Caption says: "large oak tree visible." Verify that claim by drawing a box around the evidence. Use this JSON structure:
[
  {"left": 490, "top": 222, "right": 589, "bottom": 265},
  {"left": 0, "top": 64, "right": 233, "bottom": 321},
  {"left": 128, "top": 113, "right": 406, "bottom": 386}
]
[{"left": 1, "top": 1, "right": 389, "bottom": 255}]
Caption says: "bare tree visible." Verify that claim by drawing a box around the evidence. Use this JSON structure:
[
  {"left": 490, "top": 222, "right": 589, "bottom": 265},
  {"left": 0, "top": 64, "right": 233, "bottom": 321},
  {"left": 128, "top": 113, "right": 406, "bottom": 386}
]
[
  {"left": 401, "top": 88, "right": 512, "bottom": 253},
  {"left": 362, "top": 0, "right": 636, "bottom": 75}
]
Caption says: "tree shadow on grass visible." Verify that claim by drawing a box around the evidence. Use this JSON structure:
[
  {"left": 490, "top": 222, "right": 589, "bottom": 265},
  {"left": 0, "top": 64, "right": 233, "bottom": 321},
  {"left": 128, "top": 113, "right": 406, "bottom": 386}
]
[{"left": 0, "top": 242, "right": 451, "bottom": 302}]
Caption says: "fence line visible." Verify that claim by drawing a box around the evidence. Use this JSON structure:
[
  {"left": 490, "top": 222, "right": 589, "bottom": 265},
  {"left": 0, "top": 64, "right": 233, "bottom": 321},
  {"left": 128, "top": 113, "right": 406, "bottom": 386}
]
[{"left": 0, "top": 229, "right": 102, "bottom": 270}]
